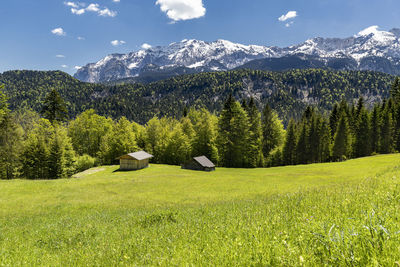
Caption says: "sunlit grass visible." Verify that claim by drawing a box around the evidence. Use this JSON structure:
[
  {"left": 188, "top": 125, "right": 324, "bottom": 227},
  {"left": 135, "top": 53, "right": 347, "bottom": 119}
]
[{"left": 1, "top": 154, "right": 400, "bottom": 265}]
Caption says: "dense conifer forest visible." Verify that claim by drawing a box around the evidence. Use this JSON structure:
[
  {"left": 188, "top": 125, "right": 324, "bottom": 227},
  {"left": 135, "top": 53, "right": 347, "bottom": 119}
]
[
  {"left": 0, "top": 69, "right": 394, "bottom": 124},
  {"left": 1, "top": 73, "right": 400, "bottom": 179}
]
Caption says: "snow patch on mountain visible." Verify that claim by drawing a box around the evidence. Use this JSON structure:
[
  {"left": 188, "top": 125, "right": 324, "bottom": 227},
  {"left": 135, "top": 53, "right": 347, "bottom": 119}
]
[{"left": 74, "top": 26, "right": 400, "bottom": 82}]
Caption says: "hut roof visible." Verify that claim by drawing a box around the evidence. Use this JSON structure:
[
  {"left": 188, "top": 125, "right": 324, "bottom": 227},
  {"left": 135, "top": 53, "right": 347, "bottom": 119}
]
[
  {"left": 193, "top": 156, "right": 215, "bottom": 168},
  {"left": 121, "top": 151, "right": 153, "bottom": 161}
]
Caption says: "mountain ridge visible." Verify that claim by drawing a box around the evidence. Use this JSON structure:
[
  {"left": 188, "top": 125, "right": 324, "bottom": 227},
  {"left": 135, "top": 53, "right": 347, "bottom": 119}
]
[{"left": 74, "top": 26, "right": 400, "bottom": 83}]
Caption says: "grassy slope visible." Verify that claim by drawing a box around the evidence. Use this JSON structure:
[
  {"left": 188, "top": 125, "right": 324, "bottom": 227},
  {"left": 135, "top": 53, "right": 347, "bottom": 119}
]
[{"left": 1, "top": 155, "right": 400, "bottom": 265}]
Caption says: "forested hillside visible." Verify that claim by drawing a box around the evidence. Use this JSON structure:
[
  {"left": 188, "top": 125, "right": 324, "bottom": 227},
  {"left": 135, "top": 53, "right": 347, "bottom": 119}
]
[{"left": 0, "top": 69, "right": 394, "bottom": 124}]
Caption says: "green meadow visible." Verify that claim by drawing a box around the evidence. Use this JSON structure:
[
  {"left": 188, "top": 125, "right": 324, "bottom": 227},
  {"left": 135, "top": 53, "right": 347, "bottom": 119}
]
[{"left": 1, "top": 154, "right": 400, "bottom": 265}]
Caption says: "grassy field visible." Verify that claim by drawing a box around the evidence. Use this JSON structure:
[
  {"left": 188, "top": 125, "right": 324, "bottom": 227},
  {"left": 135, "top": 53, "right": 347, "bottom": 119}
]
[{"left": 1, "top": 154, "right": 400, "bottom": 265}]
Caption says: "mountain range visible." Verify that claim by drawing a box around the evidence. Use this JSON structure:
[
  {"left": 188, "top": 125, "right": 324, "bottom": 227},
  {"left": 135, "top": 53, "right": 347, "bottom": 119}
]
[{"left": 74, "top": 26, "right": 400, "bottom": 83}]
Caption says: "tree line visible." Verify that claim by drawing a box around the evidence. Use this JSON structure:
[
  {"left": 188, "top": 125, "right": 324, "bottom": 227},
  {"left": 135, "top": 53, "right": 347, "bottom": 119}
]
[{"left": 1, "top": 77, "right": 400, "bottom": 179}]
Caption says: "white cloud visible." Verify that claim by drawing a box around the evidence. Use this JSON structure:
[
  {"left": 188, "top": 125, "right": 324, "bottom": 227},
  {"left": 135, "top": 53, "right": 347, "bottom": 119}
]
[
  {"left": 71, "top": 8, "right": 86, "bottom": 15},
  {"left": 77, "top": 36, "right": 85, "bottom": 40},
  {"left": 156, "top": 0, "right": 206, "bottom": 21},
  {"left": 86, "top": 3, "right": 100, "bottom": 12},
  {"left": 51, "top": 27, "right": 66, "bottom": 36},
  {"left": 64, "top": 1, "right": 79, "bottom": 8},
  {"left": 65, "top": 2, "right": 117, "bottom": 17},
  {"left": 113, "top": 0, "right": 120, "bottom": 2},
  {"left": 278, "top": 11, "right": 297, "bottom": 22},
  {"left": 74, "top": 66, "right": 82, "bottom": 70},
  {"left": 141, "top": 43, "right": 152, "bottom": 49},
  {"left": 111, "top": 40, "right": 126, "bottom": 46},
  {"left": 61, "top": 65, "right": 69, "bottom": 68},
  {"left": 56, "top": 55, "right": 66, "bottom": 58},
  {"left": 98, "top": 8, "right": 117, "bottom": 17}
]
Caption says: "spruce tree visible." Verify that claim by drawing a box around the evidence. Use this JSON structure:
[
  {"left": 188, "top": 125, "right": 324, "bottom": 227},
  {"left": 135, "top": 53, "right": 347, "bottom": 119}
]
[
  {"left": 329, "top": 103, "right": 339, "bottom": 139},
  {"left": 332, "top": 113, "right": 351, "bottom": 161},
  {"left": 41, "top": 89, "right": 68, "bottom": 124},
  {"left": 282, "top": 119, "right": 297, "bottom": 165},
  {"left": 48, "top": 134, "right": 64, "bottom": 179},
  {"left": 354, "top": 110, "right": 371, "bottom": 157},
  {"left": 217, "top": 96, "right": 250, "bottom": 168},
  {"left": 244, "top": 98, "right": 264, "bottom": 167},
  {"left": 370, "top": 104, "right": 381, "bottom": 153},
  {"left": 261, "top": 104, "right": 284, "bottom": 158},
  {"left": 380, "top": 107, "right": 394, "bottom": 154},
  {"left": 391, "top": 77, "right": 400, "bottom": 104},
  {"left": 296, "top": 122, "right": 309, "bottom": 164}
]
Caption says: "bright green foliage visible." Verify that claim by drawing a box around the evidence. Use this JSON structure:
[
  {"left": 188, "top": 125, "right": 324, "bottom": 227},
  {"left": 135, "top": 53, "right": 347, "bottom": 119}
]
[
  {"left": 68, "top": 109, "right": 113, "bottom": 157},
  {"left": 0, "top": 85, "right": 23, "bottom": 179},
  {"left": 190, "top": 109, "right": 219, "bottom": 163},
  {"left": 332, "top": 113, "right": 352, "bottom": 161},
  {"left": 41, "top": 89, "right": 68, "bottom": 124},
  {"left": 99, "top": 117, "right": 139, "bottom": 164},
  {"left": 75, "top": 154, "right": 96, "bottom": 173},
  {"left": 261, "top": 104, "right": 285, "bottom": 159},
  {"left": 163, "top": 124, "right": 191, "bottom": 165}
]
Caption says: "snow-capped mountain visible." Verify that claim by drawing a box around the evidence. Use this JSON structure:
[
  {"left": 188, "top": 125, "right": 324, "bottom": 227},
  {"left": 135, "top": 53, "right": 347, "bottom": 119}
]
[{"left": 74, "top": 26, "right": 400, "bottom": 83}]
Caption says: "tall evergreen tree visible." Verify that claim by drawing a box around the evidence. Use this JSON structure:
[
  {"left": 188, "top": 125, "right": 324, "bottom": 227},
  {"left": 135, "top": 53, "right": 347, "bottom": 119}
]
[
  {"left": 332, "top": 113, "right": 352, "bottom": 161},
  {"left": 41, "top": 89, "right": 68, "bottom": 124},
  {"left": 329, "top": 103, "right": 339, "bottom": 139},
  {"left": 391, "top": 77, "right": 400, "bottom": 104},
  {"left": 261, "top": 104, "right": 284, "bottom": 158},
  {"left": 282, "top": 119, "right": 297, "bottom": 165},
  {"left": 370, "top": 104, "right": 381, "bottom": 153},
  {"left": 217, "top": 95, "right": 250, "bottom": 168},
  {"left": 354, "top": 110, "right": 371, "bottom": 157},
  {"left": 244, "top": 98, "right": 264, "bottom": 167},
  {"left": 380, "top": 107, "right": 394, "bottom": 154}
]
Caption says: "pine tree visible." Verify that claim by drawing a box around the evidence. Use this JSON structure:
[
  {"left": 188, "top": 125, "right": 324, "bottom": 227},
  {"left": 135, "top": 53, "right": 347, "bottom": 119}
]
[
  {"left": 380, "top": 107, "right": 394, "bottom": 154},
  {"left": 48, "top": 133, "right": 64, "bottom": 179},
  {"left": 370, "top": 104, "right": 381, "bottom": 153},
  {"left": 318, "top": 119, "right": 331, "bottom": 162},
  {"left": 41, "top": 89, "right": 68, "bottom": 124},
  {"left": 244, "top": 98, "right": 264, "bottom": 167},
  {"left": 354, "top": 110, "right": 371, "bottom": 157},
  {"left": 329, "top": 103, "right": 339, "bottom": 139},
  {"left": 261, "top": 104, "right": 284, "bottom": 158},
  {"left": 217, "top": 95, "right": 250, "bottom": 168},
  {"left": 332, "top": 113, "right": 351, "bottom": 161},
  {"left": 296, "top": 122, "right": 309, "bottom": 164},
  {"left": 391, "top": 77, "right": 400, "bottom": 104},
  {"left": 282, "top": 119, "right": 297, "bottom": 165}
]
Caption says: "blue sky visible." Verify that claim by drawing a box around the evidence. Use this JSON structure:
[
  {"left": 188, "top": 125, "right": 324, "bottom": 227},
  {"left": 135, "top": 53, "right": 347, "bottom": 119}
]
[{"left": 1, "top": 0, "right": 400, "bottom": 75}]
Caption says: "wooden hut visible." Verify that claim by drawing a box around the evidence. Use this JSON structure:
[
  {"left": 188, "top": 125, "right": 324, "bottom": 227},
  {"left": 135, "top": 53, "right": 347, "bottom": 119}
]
[
  {"left": 119, "top": 151, "right": 153, "bottom": 171},
  {"left": 182, "top": 156, "right": 216, "bottom": 172}
]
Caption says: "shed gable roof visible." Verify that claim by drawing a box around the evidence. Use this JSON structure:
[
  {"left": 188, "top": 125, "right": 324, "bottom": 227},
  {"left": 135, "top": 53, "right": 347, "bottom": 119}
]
[
  {"left": 121, "top": 151, "right": 153, "bottom": 161},
  {"left": 193, "top": 156, "right": 215, "bottom": 168}
]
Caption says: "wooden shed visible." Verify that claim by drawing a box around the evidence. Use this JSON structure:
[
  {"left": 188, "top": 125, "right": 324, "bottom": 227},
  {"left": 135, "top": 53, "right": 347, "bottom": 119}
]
[
  {"left": 119, "top": 151, "right": 153, "bottom": 171},
  {"left": 182, "top": 156, "right": 216, "bottom": 172}
]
